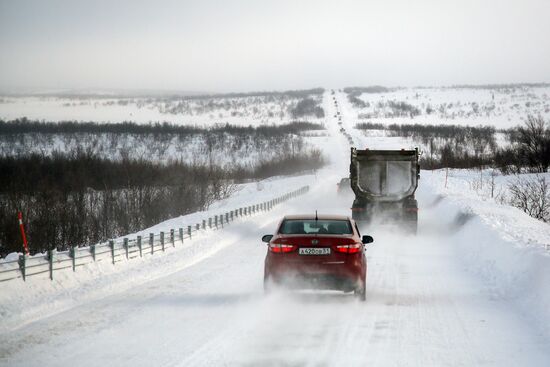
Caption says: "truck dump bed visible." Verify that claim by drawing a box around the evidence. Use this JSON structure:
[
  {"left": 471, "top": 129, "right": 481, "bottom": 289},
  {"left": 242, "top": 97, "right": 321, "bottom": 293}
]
[{"left": 350, "top": 148, "right": 420, "bottom": 202}]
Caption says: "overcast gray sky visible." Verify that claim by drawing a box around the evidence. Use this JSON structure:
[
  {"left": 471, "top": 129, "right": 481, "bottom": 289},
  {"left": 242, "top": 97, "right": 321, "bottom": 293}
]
[{"left": 1, "top": 0, "right": 549, "bottom": 93}]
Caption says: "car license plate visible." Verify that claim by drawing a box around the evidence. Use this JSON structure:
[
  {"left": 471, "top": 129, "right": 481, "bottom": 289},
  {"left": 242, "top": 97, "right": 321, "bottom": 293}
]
[{"left": 299, "top": 247, "right": 331, "bottom": 255}]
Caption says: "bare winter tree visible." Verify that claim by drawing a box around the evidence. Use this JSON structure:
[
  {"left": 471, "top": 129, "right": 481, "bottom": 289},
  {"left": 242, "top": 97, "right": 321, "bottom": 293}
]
[
  {"left": 514, "top": 115, "right": 550, "bottom": 172},
  {"left": 508, "top": 175, "right": 550, "bottom": 222}
]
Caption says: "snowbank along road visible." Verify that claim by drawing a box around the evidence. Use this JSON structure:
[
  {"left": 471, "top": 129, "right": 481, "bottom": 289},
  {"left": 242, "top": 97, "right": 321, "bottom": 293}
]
[{"left": 1, "top": 91, "right": 550, "bottom": 367}]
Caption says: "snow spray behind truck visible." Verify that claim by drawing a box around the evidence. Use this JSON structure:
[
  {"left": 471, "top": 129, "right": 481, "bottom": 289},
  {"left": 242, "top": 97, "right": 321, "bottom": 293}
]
[{"left": 350, "top": 148, "right": 420, "bottom": 234}]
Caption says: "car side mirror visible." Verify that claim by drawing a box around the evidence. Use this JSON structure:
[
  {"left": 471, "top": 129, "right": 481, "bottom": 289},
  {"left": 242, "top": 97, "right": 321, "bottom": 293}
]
[
  {"left": 262, "top": 234, "right": 273, "bottom": 243},
  {"left": 362, "top": 235, "right": 373, "bottom": 244}
]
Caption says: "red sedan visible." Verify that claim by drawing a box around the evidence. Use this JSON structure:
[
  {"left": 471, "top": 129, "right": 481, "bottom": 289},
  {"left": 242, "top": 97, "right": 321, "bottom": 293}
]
[{"left": 262, "top": 214, "right": 373, "bottom": 300}]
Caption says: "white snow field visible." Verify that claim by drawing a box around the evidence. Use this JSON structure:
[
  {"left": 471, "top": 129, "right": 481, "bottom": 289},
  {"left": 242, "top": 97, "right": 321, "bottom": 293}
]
[
  {"left": 1, "top": 91, "right": 550, "bottom": 367},
  {"left": 347, "top": 86, "right": 550, "bottom": 129},
  {"left": 0, "top": 93, "right": 325, "bottom": 126}
]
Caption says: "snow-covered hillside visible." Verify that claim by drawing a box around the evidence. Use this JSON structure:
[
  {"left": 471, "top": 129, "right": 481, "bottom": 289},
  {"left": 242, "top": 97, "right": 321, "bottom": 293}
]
[
  {"left": 346, "top": 85, "right": 550, "bottom": 128},
  {"left": 1, "top": 90, "right": 549, "bottom": 367},
  {"left": 0, "top": 127, "right": 327, "bottom": 165},
  {"left": 0, "top": 91, "right": 325, "bottom": 126}
]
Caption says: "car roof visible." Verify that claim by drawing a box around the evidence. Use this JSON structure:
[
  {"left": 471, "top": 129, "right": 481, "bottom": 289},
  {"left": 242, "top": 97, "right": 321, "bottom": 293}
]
[{"left": 282, "top": 214, "right": 351, "bottom": 221}]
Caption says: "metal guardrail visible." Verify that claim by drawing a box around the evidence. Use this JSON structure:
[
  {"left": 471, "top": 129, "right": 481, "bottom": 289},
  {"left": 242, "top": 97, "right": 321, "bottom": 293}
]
[{"left": 0, "top": 186, "right": 310, "bottom": 282}]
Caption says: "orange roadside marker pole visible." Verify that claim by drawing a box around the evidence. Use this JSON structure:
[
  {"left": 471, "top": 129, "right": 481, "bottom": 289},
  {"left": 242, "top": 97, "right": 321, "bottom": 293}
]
[{"left": 18, "top": 212, "right": 30, "bottom": 255}]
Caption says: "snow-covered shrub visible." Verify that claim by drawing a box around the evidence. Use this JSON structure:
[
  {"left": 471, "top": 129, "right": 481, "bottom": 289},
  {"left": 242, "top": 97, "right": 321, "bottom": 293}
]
[
  {"left": 289, "top": 98, "right": 325, "bottom": 119},
  {"left": 512, "top": 115, "right": 550, "bottom": 173}
]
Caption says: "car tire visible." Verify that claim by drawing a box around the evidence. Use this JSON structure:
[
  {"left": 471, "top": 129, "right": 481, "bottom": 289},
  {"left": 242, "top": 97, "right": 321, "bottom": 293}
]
[
  {"left": 354, "top": 280, "right": 366, "bottom": 301},
  {"left": 264, "top": 276, "right": 273, "bottom": 294}
]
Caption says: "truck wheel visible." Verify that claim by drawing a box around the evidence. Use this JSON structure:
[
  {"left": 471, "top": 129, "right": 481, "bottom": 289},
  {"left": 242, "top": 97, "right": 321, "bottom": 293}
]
[
  {"left": 407, "top": 221, "right": 418, "bottom": 235},
  {"left": 404, "top": 202, "right": 418, "bottom": 235}
]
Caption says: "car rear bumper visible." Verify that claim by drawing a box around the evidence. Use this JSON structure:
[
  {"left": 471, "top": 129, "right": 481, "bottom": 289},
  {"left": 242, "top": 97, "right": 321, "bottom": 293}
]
[
  {"left": 265, "top": 256, "right": 365, "bottom": 292},
  {"left": 269, "top": 273, "right": 359, "bottom": 292}
]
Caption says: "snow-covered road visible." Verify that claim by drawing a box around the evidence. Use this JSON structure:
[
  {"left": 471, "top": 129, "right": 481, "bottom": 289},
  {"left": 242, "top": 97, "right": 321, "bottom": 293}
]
[{"left": 1, "top": 92, "right": 549, "bottom": 366}]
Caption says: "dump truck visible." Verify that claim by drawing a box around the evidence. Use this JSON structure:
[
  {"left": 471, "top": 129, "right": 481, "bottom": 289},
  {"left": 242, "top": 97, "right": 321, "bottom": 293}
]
[{"left": 349, "top": 148, "right": 420, "bottom": 233}]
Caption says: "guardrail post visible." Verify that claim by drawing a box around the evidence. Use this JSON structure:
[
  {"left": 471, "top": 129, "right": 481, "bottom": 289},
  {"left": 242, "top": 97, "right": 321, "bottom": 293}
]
[
  {"left": 179, "top": 228, "right": 184, "bottom": 243},
  {"left": 48, "top": 249, "right": 54, "bottom": 280},
  {"left": 188, "top": 226, "right": 192, "bottom": 238},
  {"left": 70, "top": 246, "right": 76, "bottom": 272},
  {"left": 90, "top": 244, "right": 96, "bottom": 261},
  {"left": 18, "top": 255, "right": 26, "bottom": 281},
  {"left": 123, "top": 238, "right": 129, "bottom": 259},
  {"left": 149, "top": 233, "right": 154, "bottom": 255},
  {"left": 215, "top": 215, "right": 218, "bottom": 228},
  {"left": 160, "top": 232, "right": 165, "bottom": 252},
  {"left": 240, "top": 208, "right": 243, "bottom": 216},
  {"left": 202, "top": 220, "right": 206, "bottom": 230},
  {"left": 231, "top": 211, "right": 234, "bottom": 221},
  {"left": 170, "top": 229, "right": 175, "bottom": 247},
  {"left": 196, "top": 223, "right": 200, "bottom": 231},
  {"left": 226, "top": 213, "right": 229, "bottom": 223},
  {"left": 137, "top": 236, "right": 142, "bottom": 257},
  {"left": 110, "top": 240, "right": 115, "bottom": 265},
  {"left": 209, "top": 217, "right": 212, "bottom": 228},
  {"left": 220, "top": 214, "right": 224, "bottom": 228}
]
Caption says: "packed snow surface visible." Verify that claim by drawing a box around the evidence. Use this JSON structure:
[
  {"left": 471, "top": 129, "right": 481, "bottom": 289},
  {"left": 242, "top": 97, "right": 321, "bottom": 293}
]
[{"left": 1, "top": 91, "right": 549, "bottom": 366}]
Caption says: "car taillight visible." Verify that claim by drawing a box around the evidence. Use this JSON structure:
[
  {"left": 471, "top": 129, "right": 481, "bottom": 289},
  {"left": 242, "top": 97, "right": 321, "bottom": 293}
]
[
  {"left": 334, "top": 243, "right": 362, "bottom": 254},
  {"left": 269, "top": 243, "right": 297, "bottom": 253}
]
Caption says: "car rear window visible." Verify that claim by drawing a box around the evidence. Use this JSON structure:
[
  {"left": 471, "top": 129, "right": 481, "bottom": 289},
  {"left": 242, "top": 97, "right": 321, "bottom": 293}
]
[{"left": 279, "top": 220, "right": 353, "bottom": 235}]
